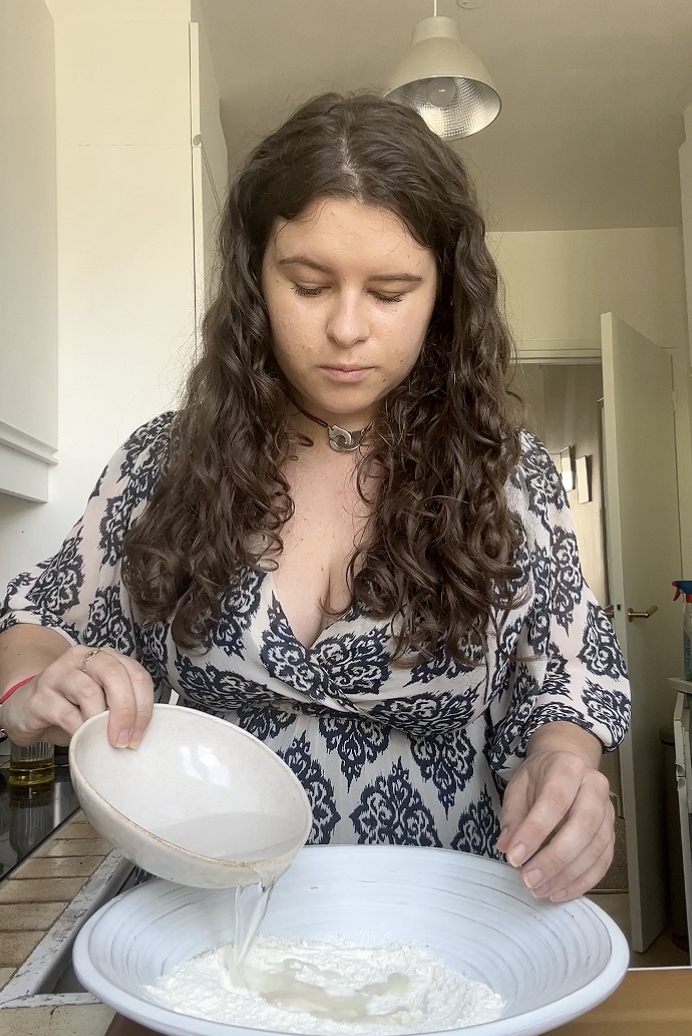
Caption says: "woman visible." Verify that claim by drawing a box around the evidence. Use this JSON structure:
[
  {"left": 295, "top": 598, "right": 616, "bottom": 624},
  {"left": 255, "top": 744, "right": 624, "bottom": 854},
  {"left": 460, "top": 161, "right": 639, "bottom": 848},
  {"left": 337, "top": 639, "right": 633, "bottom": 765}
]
[{"left": 0, "top": 94, "right": 629, "bottom": 904}]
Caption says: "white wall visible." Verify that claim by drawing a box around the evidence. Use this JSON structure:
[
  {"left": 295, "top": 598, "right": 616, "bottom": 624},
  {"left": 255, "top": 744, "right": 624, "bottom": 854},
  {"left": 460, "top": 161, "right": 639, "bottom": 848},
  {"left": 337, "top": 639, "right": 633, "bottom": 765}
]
[{"left": 0, "top": 0, "right": 200, "bottom": 591}]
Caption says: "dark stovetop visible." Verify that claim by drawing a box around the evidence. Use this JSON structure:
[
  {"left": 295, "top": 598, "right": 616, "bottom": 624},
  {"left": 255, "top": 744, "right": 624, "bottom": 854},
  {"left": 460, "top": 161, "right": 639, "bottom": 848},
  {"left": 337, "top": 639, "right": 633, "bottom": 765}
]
[{"left": 0, "top": 746, "right": 80, "bottom": 881}]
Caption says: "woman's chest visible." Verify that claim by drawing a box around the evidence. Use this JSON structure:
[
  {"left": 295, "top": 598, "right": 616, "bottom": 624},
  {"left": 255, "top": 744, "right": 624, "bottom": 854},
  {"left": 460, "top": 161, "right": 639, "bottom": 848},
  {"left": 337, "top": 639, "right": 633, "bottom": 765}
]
[{"left": 271, "top": 459, "right": 372, "bottom": 649}]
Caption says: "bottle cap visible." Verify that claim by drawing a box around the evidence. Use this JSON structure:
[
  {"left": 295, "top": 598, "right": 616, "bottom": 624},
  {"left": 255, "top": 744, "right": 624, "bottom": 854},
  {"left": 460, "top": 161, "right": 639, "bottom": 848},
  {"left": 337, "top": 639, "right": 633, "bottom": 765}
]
[{"left": 673, "top": 580, "right": 692, "bottom": 601}]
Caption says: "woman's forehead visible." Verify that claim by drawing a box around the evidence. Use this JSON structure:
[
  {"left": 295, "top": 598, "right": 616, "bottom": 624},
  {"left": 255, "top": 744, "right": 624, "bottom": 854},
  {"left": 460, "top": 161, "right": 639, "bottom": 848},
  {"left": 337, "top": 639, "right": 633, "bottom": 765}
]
[{"left": 268, "top": 198, "right": 435, "bottom": 274}]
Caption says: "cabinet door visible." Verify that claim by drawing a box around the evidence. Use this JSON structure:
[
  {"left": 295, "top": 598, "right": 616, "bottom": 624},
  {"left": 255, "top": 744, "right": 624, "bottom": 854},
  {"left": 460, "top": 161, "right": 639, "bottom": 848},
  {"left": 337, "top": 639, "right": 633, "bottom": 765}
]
[
  {"left": 190, "top": 21, "right": 228, "bottom": 356},
  {"left": 0, "top": 0, "right": 58, "bottom": 501}
]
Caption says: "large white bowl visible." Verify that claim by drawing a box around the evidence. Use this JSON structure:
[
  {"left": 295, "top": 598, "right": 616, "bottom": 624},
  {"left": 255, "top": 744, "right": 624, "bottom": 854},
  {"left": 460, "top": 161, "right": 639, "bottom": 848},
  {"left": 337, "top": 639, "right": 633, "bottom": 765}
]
[
  {"left": 73, "top": 845, "right": 630, "bottom": 1036},
  {"left": 68, "top": 704, "right": 312, "bottom": 888}
]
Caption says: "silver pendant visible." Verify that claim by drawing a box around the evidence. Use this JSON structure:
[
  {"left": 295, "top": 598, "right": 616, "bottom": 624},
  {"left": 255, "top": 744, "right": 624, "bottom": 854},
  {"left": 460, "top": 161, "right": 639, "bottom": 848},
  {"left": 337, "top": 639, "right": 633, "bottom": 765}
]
[{"left": 328, "top": 424, "right": 367, "bottom": 452}]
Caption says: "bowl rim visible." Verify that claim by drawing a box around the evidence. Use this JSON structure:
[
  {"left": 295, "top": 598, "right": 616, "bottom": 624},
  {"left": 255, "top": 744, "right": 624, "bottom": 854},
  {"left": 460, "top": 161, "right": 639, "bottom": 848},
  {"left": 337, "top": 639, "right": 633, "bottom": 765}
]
[
  {"left": 72, "top": 845, "right": 632, "bottom": 1036},
  {"left": 68, "top": 703, "right": 313, "bottom": 870}
]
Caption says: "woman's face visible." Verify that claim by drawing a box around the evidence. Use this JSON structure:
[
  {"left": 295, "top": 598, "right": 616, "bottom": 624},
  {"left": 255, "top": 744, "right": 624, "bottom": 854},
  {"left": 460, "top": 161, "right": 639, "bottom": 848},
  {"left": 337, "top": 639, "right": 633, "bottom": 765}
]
[{"left": 261, "top": 198, "right": 438, "bottom": 429}]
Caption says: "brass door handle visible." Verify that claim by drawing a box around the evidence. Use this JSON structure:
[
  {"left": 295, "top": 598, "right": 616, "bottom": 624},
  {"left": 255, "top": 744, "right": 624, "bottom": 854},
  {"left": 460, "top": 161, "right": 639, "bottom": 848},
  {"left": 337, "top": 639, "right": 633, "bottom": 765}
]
[{"left": 627, "top": 605, "right": 659, "bottom": 622}]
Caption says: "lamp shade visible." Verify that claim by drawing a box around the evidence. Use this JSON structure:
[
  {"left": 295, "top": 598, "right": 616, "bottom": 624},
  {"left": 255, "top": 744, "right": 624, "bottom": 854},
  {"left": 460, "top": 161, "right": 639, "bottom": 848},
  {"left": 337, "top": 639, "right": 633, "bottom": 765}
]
[{"left": 385, "top": 16, "right": 500, "bottom": 139}]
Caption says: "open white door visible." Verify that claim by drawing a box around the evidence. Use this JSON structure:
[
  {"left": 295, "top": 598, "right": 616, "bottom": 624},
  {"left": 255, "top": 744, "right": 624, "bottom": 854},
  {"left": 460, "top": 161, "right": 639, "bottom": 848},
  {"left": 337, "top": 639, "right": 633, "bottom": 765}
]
[{"left": 601, "top": 312, "right": 682, "bottom": 952}]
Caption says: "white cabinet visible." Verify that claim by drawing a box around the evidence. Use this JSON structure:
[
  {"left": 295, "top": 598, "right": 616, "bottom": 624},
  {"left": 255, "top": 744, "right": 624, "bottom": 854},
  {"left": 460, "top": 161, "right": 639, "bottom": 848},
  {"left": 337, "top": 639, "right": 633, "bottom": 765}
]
[
  {"left": 190, "top": 17, "right": 227, "bottom": 352},
  {"left": 0, "top": 0, "right": 58, "bottom": 502},
  {"left": 0, "top": 3, "right": 227, "bottom": 508}
]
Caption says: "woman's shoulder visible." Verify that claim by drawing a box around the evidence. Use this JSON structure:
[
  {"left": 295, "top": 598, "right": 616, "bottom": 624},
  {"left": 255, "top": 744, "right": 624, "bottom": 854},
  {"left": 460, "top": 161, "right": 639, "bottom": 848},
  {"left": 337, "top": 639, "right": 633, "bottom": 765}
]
[
  {"left": 89, "top": 411, "right": 178, "bottom": 504},
  {"left": 515, "top": 426, "right": 559, "bottom": 474},
  {"left": 119, "top": 411, "right": 177, "bottom": 469},
  {"left": 506, "top": 429, "right": 567, "bottom": 522},
  {"left": 112, "top": 411, "right": 178, "bottom": 483}
]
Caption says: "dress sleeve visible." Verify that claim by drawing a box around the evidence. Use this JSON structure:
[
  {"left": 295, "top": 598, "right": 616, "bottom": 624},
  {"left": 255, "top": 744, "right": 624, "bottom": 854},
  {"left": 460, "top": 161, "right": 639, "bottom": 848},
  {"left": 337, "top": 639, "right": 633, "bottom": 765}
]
[
  {"left": 0, "top": 413, "right": 174, "bottom": 665},
  {"left": 488, "top": 433, "right": 631, "bottom": 782}
]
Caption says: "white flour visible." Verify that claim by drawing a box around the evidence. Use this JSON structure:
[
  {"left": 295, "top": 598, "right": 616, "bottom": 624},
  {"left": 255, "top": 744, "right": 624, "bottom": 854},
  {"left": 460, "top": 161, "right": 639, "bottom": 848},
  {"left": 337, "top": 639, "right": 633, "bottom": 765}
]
[{"left": 145, "top": 935, "right": 505, "bottom": 1034}]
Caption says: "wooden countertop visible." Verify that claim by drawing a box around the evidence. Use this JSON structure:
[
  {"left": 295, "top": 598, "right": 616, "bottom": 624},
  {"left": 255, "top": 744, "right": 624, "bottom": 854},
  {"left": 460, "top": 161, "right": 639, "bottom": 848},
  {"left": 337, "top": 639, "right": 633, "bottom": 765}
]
[{"left": 104, "top": 968, "right": 692, "bottom": 1036}]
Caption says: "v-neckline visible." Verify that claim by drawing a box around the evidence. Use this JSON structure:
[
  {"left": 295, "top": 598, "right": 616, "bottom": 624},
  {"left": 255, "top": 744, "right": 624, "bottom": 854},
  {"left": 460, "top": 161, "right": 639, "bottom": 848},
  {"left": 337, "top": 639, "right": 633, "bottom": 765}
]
[{"left": 263, "top": 570, "right": 358, "bottom": 653}]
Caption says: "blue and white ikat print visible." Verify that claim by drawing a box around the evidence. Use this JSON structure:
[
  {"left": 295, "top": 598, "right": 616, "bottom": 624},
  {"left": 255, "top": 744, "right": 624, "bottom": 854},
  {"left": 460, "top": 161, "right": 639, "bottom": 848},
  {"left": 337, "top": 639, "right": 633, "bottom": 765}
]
[{"left": 0, "top": 417, "right": 631, "bottom": 855}]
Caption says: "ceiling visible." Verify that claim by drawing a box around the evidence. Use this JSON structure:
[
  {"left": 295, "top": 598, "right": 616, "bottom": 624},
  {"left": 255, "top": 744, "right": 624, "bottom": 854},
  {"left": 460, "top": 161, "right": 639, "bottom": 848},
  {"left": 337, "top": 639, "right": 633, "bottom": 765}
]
[{"left": 198, "top": 0, "right": 692, "bottom": 232}]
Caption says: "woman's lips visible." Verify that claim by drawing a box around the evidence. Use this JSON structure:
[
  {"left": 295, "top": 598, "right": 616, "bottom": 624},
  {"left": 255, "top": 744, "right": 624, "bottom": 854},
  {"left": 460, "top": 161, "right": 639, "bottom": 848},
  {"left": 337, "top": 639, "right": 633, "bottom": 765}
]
[{"left": 321, "top": 367, "right": 372, "bottom": 383}]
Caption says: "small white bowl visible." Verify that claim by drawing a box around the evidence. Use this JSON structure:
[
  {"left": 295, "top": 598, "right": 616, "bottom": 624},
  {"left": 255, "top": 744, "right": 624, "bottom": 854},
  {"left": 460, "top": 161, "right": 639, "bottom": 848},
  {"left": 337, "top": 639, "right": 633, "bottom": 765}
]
[
  {"left": 73, "top": 846, "right": 630, "bottom": 1036},
  {"left": 68, "top": 703, "right": 312, "bottom": 888}
]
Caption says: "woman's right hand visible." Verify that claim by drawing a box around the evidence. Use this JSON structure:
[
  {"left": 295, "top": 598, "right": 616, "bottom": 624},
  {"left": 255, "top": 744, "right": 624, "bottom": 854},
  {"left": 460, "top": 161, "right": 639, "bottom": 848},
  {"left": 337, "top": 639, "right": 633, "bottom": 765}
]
[{"left": 0, "top": 645, "right": 154, "bottom": 749}]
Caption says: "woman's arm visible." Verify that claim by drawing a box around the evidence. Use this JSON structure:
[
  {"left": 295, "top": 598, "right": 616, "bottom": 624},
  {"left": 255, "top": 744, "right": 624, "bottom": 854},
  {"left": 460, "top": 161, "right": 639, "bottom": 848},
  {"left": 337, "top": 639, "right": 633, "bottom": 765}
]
[
  {"left": 0, "top": 636, "right": 153, "bottom": 749},
  {"left": 526, "top": 720, "right": 602, "bottom": 768},
  {"left": 489, "top": 434, "right": 629, "bottom": 900},
  {"left": 0, "top": 415, "right": 173, "bottom": 747},
  {"left": 0, "top": 624, "right": 71, "bottom": 696}
]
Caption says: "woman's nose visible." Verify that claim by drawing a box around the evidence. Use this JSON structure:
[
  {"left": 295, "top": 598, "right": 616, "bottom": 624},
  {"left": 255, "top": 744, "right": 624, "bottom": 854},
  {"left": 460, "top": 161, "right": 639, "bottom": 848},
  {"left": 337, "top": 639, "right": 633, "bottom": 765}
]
[{"left": 325, "top": 292, "right": 369, "bottom": 349}]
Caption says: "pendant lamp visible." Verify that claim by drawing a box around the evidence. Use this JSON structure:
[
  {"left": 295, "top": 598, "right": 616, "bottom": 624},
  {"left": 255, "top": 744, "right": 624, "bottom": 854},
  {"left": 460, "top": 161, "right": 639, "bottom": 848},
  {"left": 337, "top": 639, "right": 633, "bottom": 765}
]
[{"left": 384, "top": 3, "right": 500, "bottom": 140}]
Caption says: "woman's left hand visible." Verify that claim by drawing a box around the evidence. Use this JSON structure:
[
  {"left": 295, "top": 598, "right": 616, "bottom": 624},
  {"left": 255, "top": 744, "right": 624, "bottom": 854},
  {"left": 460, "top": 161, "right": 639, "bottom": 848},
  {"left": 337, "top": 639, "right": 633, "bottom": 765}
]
[{"left": 496, "top": 723, "right": 614, "bottom": 902}]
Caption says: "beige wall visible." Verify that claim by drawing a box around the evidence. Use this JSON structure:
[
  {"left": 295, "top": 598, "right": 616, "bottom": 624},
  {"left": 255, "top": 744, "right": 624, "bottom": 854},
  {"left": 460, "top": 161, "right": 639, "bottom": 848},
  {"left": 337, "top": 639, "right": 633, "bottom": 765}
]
[{"left": 490, "top": 228, "right": 686, "bottom": 353}]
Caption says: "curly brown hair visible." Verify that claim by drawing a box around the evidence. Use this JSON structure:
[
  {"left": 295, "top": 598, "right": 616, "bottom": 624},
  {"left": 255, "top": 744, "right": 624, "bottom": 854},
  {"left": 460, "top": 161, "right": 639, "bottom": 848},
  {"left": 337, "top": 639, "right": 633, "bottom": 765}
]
[{"left": 122, "top": 92, "right": 524, "bottom": 664}]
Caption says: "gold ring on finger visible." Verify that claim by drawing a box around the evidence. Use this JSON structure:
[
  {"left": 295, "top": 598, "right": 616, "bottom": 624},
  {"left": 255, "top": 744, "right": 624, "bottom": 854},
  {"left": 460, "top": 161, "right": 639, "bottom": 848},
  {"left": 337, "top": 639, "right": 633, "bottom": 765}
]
[{"left": 81, "top": 647, "right": 102, "bottom": 673}]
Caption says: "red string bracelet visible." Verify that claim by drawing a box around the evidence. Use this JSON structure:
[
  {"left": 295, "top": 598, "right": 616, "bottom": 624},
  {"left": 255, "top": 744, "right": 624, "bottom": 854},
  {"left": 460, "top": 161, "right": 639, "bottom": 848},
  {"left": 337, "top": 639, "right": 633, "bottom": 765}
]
[{"left": 0, "top": 675, "right": 37, "bottom": 705}]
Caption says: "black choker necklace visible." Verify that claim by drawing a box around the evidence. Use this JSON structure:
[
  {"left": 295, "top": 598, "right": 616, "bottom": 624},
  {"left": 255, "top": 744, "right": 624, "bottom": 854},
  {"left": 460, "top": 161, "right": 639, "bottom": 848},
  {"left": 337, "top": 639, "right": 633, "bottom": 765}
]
[{"left": 292, "top": 401, "right": 372, "bottom": 452}]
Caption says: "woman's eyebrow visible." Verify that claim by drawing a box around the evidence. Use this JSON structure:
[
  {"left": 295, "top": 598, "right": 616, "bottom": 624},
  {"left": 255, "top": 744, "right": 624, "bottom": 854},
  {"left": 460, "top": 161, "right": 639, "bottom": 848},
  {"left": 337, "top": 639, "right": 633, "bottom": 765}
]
[
  {"left": 276, "top": 255, "right": 423, "bottom": 283},
  {"left": 277, "top": 255, "right": 332, "bottom": 274}
]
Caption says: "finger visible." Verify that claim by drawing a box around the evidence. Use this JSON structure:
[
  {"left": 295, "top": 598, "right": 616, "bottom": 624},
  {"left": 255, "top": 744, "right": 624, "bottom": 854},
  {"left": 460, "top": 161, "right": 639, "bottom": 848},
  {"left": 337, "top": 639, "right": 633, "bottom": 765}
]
[
  {"left": 115, "top": 654, "right": 154, "bottom": 747},
  {"left": 77, "top": 650, "right": 144, "bottom": 748},
  {"left": 58, "top": 671, "right": 108, "bottom": 719},
  {"left": 41, "top": 726, "right": 72, "bottom": 747},
  {"left": 527, "top": 821, "right": 613, "bottom": 899},
  {"left": 497, "top": 772, "right": 531, "bottom": 854},
  {"left": 529, "top": 794, "right": 614, "bottom": 898},
  {"left": 26, "top": 687, "right": 86, "bottom": 742},
  {"left": 505, "top": 764, "right": 583, "bottom": 867},
  {"left": 521, "top": 781, "right": 611, "bottom": 893},
  {"left": 31, "top": 665, "right": 108, "bottom": 729},
  {"left": 547, "top": 842, "right": 614, "bottom": 903},
  {"left": 3, "top": 678, "right": 81, "bottom": 746}
]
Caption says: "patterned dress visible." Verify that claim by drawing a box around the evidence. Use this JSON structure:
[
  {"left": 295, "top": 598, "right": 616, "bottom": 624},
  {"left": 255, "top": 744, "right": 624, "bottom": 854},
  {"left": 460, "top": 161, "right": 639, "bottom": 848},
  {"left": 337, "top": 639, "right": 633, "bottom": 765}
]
[{"left": 0, "top": 414, "right": 630, "bottom": 855}]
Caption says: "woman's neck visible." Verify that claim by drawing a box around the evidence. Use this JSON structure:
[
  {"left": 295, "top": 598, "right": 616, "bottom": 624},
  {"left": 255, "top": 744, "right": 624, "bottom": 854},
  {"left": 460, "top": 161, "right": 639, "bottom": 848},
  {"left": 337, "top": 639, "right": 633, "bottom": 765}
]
[{"left": 286, "top": 401, "right": 375, "bottom": 455}]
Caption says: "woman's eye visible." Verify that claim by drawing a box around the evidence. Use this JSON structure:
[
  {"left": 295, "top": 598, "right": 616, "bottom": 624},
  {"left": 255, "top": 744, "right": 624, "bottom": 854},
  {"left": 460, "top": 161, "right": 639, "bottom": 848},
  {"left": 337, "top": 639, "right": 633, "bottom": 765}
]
[
  {"left": 291, "top": 285, "right": 405, "bottom": 303},
  {"left": 293, "top": 285, "right": 325, "bottom": 297}
]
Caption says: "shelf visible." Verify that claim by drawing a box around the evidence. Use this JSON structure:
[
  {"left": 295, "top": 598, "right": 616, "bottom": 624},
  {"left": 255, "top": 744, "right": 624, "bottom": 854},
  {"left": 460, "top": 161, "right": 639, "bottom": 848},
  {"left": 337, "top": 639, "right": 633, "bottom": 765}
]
[{"left": 0, "top": 421, "right": 57, "bottom": 503}]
